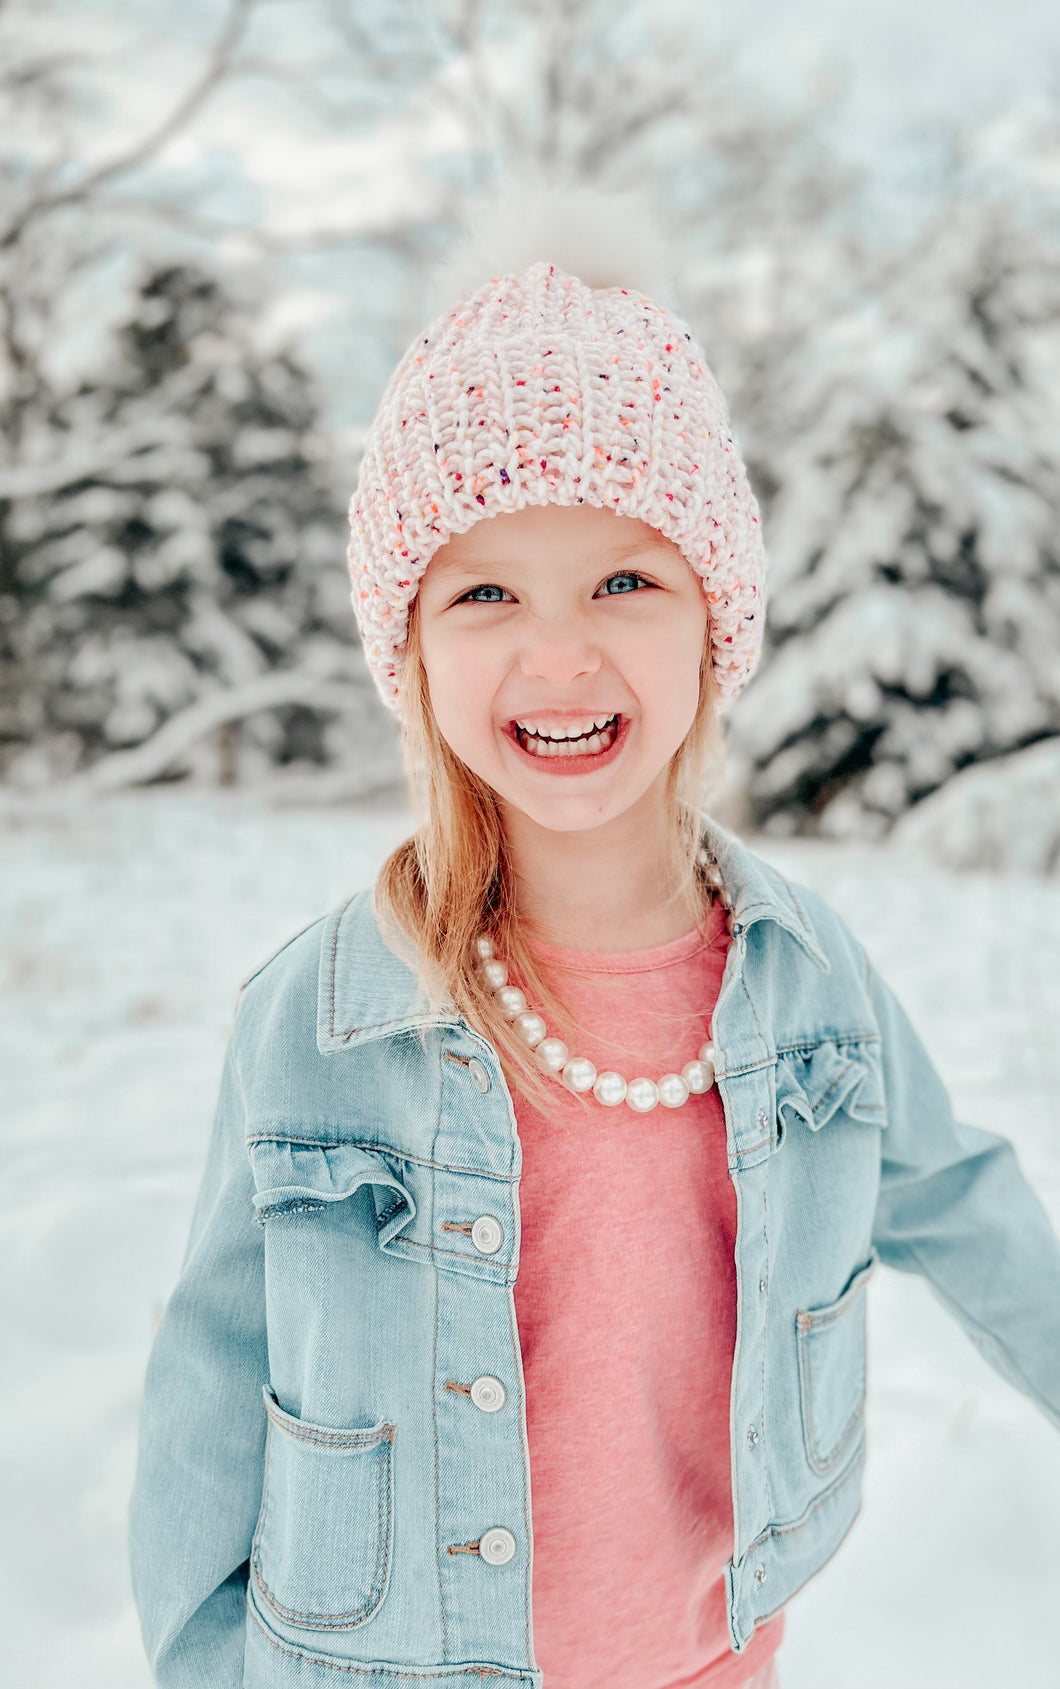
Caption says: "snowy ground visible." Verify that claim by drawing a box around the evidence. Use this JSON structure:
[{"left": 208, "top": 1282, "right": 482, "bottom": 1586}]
[{"left": 2, "top": 788, "right": 1059, "bottom": 1689}]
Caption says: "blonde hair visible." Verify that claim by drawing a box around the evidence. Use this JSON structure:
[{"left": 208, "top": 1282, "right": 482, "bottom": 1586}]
[{"left": 373, "top": 601, "right": 725, "bottom": 1111}]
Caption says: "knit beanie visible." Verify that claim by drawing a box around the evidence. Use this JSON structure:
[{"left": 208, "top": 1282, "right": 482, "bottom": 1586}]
[{"left": 348, "top": 259, "right": 765, "bottom": 715}]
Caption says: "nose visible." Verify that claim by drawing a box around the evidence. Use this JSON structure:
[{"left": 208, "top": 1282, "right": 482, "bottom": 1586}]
[{"left": 518, "top": 623, "right": 602, "bottom": 688}]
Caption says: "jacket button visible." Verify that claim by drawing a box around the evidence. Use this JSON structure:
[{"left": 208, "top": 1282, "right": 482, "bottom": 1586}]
[
  {"left": 479, "top": 1527, "right": 517, "bottom": 1565},
  {"left": 470, "top": 1375, "right": 506, "bottom": 1412},
  {"left": 471, "top": 1215, "right": 504, "bottom": 1254},
  {"left": 467, "top": 1058, "right": 491, "bottom": 1093},
  {"left": 753, "top": 1564, "right": 767, "bottom": 1587},
  {"left": 747, "top": 1424, "right": 759, "bottom": 1447}
]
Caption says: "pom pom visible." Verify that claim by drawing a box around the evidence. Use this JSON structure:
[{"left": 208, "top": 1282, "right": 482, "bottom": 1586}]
[{"left": 428, "top": 172, "right": 677, "bottom": 313}]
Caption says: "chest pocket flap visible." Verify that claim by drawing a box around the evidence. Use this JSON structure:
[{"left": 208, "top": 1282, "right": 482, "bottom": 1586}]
[
  {"left": 775, "top": 1039, "right": 886, "bottom": 1133},
  {"left": 249, "top": 1138, "right": 416, "bottom": 1246}
]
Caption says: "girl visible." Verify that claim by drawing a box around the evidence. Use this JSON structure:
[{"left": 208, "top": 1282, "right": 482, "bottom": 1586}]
[{"left": 130, "top": 259, "right": 1060, "bottom": 1689}]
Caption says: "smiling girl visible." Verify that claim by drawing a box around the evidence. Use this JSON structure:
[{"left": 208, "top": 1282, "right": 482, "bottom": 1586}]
[{"left": 130, "top": 260, "right": 1060, "bottom": 1689}]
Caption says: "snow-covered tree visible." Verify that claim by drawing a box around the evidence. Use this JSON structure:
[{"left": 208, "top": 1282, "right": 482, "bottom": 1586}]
[
  {"left": 725, "top": 200, "right": 1060, "bottom": 837},
  {"left": 0, "top": 264, "right": 381, "bottom": 787}
]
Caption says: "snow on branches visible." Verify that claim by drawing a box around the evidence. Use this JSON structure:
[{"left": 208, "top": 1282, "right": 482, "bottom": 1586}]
[
  {"left": 726, "top": 202, "right": 1060, "bottom": 842},
  {"left": 0, "top": 265, "right": 375, "bottom": 788}
]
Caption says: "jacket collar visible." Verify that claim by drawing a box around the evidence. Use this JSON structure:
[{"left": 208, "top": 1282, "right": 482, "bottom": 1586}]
[
  {"left": 702, "top": 817, "right": 830, "bottom": 972},
  {"left": 317, "top": 819, "right": 828, "bottom": 1051}
]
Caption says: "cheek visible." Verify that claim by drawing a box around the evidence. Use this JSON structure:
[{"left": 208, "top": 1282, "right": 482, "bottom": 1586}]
[
  {"left": 421, "top": 637, "right": 500, "bottom": 755},
  {"left": 626, "top": 611, "right": 707, "bottom": 735}
]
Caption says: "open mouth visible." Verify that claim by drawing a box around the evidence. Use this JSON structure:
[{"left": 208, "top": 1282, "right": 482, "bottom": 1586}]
[{"left": 512, "top": 714, "right": 621, "bottom": 758}]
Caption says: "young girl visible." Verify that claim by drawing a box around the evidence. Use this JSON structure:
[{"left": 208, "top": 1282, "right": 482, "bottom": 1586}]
[{"left": 129, "top": 259, "right": 1060, "bottom": 1689}]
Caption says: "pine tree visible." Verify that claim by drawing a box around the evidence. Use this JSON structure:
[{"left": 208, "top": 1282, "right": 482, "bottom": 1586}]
[
  {"left": 725, "top": 201, "right": 1060, "bottom": 837},
  {"left": 0, "top": 264, "right": 381, "bottom": 788}
]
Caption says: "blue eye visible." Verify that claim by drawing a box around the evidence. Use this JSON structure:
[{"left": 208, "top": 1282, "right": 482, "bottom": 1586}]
[
  {"left": 458, "top": 583, "right": 512, "bottom": 604},
  {"left": 597, "top": 571, "right": 649, "bottom": 596}
]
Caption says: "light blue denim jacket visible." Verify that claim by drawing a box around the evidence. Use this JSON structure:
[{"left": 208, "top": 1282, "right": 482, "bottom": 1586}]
[{"left": 129, "top": 823, "right": 1060, "bottom": 1688}]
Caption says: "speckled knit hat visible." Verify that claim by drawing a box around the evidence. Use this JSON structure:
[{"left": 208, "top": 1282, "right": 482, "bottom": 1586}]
[{"left": 348, "top": 261, "right": 765, "bottom": 715}]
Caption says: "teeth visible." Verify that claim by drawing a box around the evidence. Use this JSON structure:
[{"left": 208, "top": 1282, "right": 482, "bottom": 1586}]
[
  {"left": 515, "top": 714, "right": 617, "bottom": 740},
  {"left": 517, "top": 721, "right": 618, "bottom": 759}
]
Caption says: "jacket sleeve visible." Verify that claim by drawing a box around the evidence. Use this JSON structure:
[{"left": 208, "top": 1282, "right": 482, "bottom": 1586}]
[
  {"left": 867, "top": 957, "right": 1060, "bottom": 1432},
  {"left": 129, "top": 1029, "right": 268, "bottom": 1686}
]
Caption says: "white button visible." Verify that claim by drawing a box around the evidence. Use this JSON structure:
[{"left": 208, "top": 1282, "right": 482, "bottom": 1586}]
[
  {"left": 467, "top": 1058, "right": 491, "bottom": 1093},
  {"left": 470, "top": 1215, "right": 504, "bottom": 1254},
  {"left": 753, "top": 1563, "right": 767, "bottom": 1587},
  {"left": 479, "top": 1527, "right": 517, "bottom": 1565},
  {"left": 469, "top": 1375, "right": 506, "bottom": 1412},
  {"left": 747, "top": 1424, "right": 759, "bottom": 1447}
]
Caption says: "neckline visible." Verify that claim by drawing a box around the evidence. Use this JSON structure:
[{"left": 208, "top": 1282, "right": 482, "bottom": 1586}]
[{"left": 526, "top": 894, "right": 730, "bottom": 975}]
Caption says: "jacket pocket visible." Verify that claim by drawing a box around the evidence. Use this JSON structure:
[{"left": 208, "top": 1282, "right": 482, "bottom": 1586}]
[
  {"left": 251, "top": 1386, "right": 395, "bottom": 1631},
  {"left": 795, "top": 1253, "right": 876, "bottom": 1476}
]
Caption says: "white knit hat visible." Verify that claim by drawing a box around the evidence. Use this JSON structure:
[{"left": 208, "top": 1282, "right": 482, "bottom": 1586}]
[{"left": 348, "top": 259, "right": 765, "bottom": 715}]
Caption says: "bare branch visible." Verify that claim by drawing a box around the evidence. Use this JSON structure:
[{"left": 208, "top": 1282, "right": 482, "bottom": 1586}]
[{"left": 0, "top": 0, "right": 257, "bottom": 252}]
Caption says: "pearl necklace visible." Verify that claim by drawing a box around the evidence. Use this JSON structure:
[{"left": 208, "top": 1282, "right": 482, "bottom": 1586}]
[{"left": 474, "top": 849, "right": 733, "bottom": 1114}]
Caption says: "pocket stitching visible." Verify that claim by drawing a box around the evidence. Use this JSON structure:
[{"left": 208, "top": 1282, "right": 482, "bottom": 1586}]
[
  {"left": 251, "top": 1407, "right": 395, "bottom": 1630},
  {"left": 796, "top": 1262, "right": 872, "bottom": 1476}
]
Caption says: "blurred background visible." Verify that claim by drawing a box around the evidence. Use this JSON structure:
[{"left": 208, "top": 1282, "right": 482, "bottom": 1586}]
[{"left": 2, "top": 2, "right": 1060, "bottom": 1686}]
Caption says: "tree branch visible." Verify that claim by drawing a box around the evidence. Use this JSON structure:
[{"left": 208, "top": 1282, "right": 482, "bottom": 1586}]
[
  {"left": 0, "top": 0, "right": 257, "bottom": 252},
  {"left": 51, "top": 668, "right": 365, "bottom": 797}
]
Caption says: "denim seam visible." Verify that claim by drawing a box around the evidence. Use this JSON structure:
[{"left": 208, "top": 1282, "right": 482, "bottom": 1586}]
[
  {"left": 248, "top": 1604, "right": 520, "bottom": 1679},
  {"left": 506, "top": 1275, "right": 534, "bottom": 1662},
  {"left": 251, "top": 1420, "right": 394, "bottom": 1630},
  {"left": 739, "top": 965, "right": 769, "bottom": 1064},
  {"left": 795, "top": 1269, "right": 871, "bottom": 1475},
  {"left": 742, "top": 1443, "right": 866, "bottom": 1556},
  {"left": 396, "top": 1236, "right": 514, "bottom": 1270},
  {"left": 264, "top": 1399, "right": 395, "bottom": 1450},
  {"left": 732, "top": 1130, "right": 779, "bottom": 1160},
  {"left": 775, "top": 1034, "right": 880, "bottom": 1056},
  {"left": 338, "top": 1014, "right": 466, "bottom": 1042},
  {"left": 376, "top": 1194, "right": 410, "bottom": 1229},
  {"left": 429, "top": 1041, "right": 449, "bottom": 1661},
  {"left": 798, "top": 1329, "right": 867, "bottom": 1476},
  {"left": 329, "top": 895, "right": 359, "bottom": 1040},
  {"left": 246, "top": 1134, "right": 516, "bottom": 1184},
  {"left": 741, "top": 1478, "right": 865, "bottom": 1631},
  {"left": 760, "top": 1178, "right": 776, "bottom": 1523},
  {"left": 811, "top": 1060, "right": 864, "bottom": 1123}
]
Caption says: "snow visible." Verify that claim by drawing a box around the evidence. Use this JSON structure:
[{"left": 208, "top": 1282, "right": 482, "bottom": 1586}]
[
  {"left": 892, "top": 736, "right": 1060, "bottom": 876},
  {"left": 2, "top": 789, "right": 1060, "bottom": 1689}
]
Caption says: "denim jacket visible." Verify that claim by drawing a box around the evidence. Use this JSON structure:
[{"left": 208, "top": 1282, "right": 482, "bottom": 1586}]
[{"left": 129, "top": 823, "right": 1060, "bottom": 1688}]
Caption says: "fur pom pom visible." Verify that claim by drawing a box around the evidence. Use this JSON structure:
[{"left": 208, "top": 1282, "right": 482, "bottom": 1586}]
[{"left": 428, "top": 174, "right": 677, "bottom": 312}]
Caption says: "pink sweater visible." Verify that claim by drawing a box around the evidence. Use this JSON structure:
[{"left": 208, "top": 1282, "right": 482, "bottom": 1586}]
[{"left": 511, "top": 900, "right": 783, "bottom": 1689}]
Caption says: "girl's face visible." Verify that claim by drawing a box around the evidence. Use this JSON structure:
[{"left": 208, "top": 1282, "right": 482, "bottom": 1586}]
[{"left": 415, "top": 503, "right": 709, "bottom": 835}]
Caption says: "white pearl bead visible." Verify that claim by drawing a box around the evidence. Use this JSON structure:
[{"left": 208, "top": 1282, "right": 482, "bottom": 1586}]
[
  {"left": 562, "top": 1055, "right": 597, "bottom": 1093},
  {"left": 625, "top": 1077, "right": 659, "bottom": 1113},
  {"left": 682, "top": 1059, "right": 713, "bottom": 1094},
  {"left": 482, "top": 958, "right": 508, "bottom": 989},
  {"left": 475, "top": 936, "right": 494, "bottom": 960},
  {"left": 698, "top": 1041, "right": 717, "bottom": 1084},
  {"left": 535, "top": 1037, "right": 569, "bottom": 1074},
  {"left": 496, "top": 986, "right": 527, "bottom": 1019},
  {"left": 593, "top": 1070, "right": 627, "bottom": 1107},
  {"left": 515, "top": 1011, "right": 547, "bottom": 1048},
  {"left": 657, "top": 1072, "right": 690, "bottom": 1108}
]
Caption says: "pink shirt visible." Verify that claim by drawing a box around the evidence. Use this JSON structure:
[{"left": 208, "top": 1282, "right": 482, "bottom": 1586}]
[{"left": 511, "top": 901, "right": 783, "bottom": 1689}]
